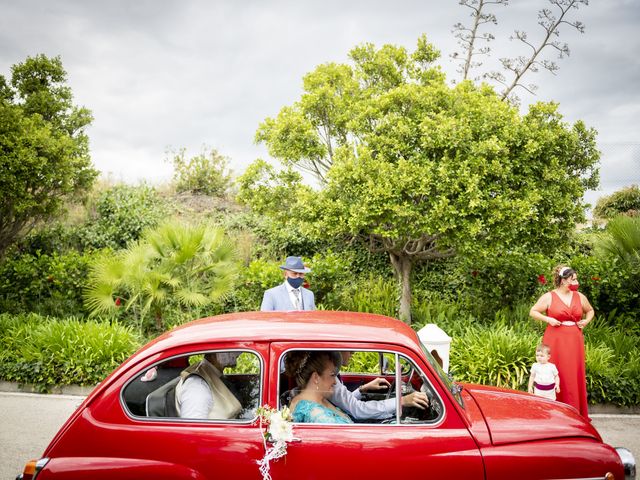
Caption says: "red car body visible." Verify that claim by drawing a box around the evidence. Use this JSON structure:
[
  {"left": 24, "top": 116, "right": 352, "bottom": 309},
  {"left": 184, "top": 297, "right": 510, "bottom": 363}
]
[{"left": 18, "top": 311, "right": 635, "bottom": 480}]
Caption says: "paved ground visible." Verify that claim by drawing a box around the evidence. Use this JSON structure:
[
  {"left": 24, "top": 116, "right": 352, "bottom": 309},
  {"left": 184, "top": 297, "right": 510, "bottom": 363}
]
[{"left": 1, "top": 392, "right": 638, "bottom": 479}]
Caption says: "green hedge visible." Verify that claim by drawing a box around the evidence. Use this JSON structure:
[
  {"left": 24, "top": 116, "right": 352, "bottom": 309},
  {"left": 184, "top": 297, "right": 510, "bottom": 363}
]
[
  {"left": 0, "top": 313, "right": 141, "bottom": 391},
  {"left": 0, "top": 250, "right": 97, "bottom": 317},
  {"left": 412, "top": 305, "right": 640, "bottom": 407},
  {"left": 0, "top": 309, "right": 637, "bottom": 406}
]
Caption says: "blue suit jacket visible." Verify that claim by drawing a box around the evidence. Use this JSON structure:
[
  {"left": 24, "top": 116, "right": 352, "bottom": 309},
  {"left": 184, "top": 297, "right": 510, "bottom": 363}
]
[{"left": 260, "top": 283, "right": 315, "bottom": 311}]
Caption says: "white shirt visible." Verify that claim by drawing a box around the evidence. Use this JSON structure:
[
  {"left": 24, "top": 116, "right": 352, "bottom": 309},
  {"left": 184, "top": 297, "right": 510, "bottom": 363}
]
[
  {"left": 284, "top": 281, "right": 304, "bottom": 310},
  {"left": 178, "top": 375, "right": 213, "bottom": 419},
  {"left": 176, "top": 359, "right": 224, "bottom": 419},
  {"left": 330, "top": 380, "right": 396, "bottom": 420},
  {"left": 531, "top": 362, "right": 558, "bottom": 386}
]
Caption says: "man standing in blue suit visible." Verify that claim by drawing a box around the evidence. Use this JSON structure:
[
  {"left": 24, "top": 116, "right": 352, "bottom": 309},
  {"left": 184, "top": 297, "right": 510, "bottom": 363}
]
[{"left": 261, "top": 256, "right": 315, "bottom": 311}]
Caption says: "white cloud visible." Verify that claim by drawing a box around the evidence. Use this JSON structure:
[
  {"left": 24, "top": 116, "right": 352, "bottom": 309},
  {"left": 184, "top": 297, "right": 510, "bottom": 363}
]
[{"left": 1, "top": 0, "right": 639, "bottom": 202}]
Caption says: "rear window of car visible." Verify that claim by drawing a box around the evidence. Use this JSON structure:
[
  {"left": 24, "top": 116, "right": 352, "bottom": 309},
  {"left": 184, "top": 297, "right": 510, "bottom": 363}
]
[{"left": 121, "top": 350, "right": 262, "bottom": 422}]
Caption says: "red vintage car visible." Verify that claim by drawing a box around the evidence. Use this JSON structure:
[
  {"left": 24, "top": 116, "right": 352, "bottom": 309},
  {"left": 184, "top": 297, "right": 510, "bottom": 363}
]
[{"left": 18, "top": 311, "right": 635, "bottom": 480}]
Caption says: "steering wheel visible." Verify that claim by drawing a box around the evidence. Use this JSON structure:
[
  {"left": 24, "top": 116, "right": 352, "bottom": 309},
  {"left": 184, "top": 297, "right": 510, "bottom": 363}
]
[{"left": 385, "top": 379, "right": 396, "bottom": 400}]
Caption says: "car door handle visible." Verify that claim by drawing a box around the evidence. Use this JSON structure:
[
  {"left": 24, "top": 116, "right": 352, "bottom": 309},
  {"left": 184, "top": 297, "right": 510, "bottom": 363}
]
[{"left": 267, "top": 437, "right": 302, "bottom": 444}]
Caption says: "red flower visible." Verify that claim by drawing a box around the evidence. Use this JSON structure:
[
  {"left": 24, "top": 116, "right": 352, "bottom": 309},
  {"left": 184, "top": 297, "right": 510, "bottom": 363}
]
[
  {"left": 303, "top": 280, "right": 310, "bottom": 289},
  {"left": 537, "top": 274, "right": 547, "bottom": 285},
  {"left": 115, "top": 298, "right": 122, "bottom": 307},
  {"left": 591, "top": 276, "right": 601, "bottom": 282},
  {"left": 471, "top": 270, "right": 479, "bottom": 278}
]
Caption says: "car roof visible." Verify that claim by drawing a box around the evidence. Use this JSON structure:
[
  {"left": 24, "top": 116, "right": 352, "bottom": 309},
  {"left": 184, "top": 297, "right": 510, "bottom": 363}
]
[{"left": 139, "top": 311, "right": 421, "bottom": 358}]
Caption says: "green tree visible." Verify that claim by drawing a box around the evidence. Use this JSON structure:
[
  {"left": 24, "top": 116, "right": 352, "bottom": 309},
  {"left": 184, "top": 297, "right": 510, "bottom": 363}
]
[
  {"left": 236, "top": 158, "right": 311, "bottom": 222},
  {"left": 170, "top": 147, "right": 232, "bottom": 197},
  {"left": 259, "top": 37, "right": 599, "bottom": 324},
  {"left": 593, "top": 185, "right": 640, "bottom": 220},
  {"left": 0, "top": 55, "right": 97, "bottom": 257},
  {"left": 84, "top": 221, "right": 238, "bottom": 331}
]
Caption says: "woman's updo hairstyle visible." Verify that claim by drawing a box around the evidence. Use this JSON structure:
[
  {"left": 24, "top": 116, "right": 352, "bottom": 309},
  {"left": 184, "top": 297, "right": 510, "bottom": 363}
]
[
  {"left": 553, "top": 265, "right": 576, "bottom": 288},
  {"left": 284, "top": 351, "right": 340, "bottom": 388}
]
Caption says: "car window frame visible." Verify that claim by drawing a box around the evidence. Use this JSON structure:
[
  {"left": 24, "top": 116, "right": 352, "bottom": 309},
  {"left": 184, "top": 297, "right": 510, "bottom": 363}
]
[
  {"left": 276, "top": 345, "right": 446, "bottom": 427},
  {"left": 120, "top": 347, "right": 264, "bottom": 424}
]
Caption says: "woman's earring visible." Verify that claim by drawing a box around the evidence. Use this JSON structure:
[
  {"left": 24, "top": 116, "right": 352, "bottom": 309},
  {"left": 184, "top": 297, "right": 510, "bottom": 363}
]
[{"left": 315, "top": 381, "right": 319, "bottom": 391}]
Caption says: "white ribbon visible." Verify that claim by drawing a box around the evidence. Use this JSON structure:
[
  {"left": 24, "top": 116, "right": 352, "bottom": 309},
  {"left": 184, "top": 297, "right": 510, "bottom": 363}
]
[{"left": 256, "top": 413, "right": 293, "bottom": 480}]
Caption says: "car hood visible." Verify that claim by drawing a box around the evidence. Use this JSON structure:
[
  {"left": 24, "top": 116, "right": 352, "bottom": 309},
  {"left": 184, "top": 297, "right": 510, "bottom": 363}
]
[{"left": 463, "top": 384, "right": 601, "bottom": 446}]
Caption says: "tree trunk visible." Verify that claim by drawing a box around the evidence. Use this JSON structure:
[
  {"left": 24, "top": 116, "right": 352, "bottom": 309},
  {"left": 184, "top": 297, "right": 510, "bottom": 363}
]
[{"left": 389, "top": 252, "right": 413, "bottom": 325}]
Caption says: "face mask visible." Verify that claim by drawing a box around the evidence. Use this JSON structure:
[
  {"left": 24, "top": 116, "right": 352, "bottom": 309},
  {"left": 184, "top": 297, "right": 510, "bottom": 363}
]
[
  {"left": 216, "top": 352, "right": 240, "bottom": 368},
  {"left": 287, "top": 277, "right": 304, "bottom": 289},
  {"left": 568, "top": 283, "right": 580, "bottom": 292}
]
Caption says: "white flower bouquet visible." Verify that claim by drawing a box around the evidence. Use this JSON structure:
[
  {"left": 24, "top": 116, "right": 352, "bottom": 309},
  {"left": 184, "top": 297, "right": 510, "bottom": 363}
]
[{"left": 256, "top": 405, "right": 296, "bottom": 480}]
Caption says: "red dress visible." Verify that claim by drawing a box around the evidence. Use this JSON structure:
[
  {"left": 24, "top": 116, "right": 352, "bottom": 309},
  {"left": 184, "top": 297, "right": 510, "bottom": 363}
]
[{"left": 542, "top": 291, "right": 588, "bottom": 417}]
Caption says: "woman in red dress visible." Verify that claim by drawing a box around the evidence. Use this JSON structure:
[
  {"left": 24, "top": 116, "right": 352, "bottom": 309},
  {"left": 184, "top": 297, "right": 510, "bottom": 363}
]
[{"left": 529, "top": 265, "right": 594, "bottom": 417}]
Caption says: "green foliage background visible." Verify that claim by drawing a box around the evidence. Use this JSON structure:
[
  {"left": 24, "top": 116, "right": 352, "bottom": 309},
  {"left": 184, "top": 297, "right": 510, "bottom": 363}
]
[{"left": 0, "top": 49, "right": 638, "bottom": 407}]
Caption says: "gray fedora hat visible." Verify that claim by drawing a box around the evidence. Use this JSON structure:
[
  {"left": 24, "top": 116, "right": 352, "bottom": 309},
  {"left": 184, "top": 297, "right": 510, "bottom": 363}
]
[{"left": 279, "top": 256, "right": 311, "bottom": 273}]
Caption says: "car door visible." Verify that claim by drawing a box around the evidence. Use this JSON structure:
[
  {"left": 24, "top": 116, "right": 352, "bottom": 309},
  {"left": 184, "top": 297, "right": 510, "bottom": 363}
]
[
  {"left": 42, "top": 343, "right": 269, "bottom": 479},
  {"left": 267, "top": 342, "right": 485, "bottom": 480}
]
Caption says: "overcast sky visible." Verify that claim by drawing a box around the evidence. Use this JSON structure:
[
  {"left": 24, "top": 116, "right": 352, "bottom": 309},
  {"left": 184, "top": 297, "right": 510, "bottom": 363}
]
[{"left": 1, "top": 0, "right": 639, "bottom": 206}]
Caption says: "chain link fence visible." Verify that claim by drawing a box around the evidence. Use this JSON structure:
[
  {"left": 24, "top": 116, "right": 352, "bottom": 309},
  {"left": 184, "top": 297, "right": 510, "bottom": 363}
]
[{"left": 584, "top": 142, "right": 640, "bottom": 216}]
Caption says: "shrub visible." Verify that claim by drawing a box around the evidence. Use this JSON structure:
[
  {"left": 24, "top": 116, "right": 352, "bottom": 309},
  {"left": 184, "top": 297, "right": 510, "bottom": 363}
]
[
  {"left": 334, "top": 274, "right": 399, "bottom": 318},
  {"left": 0, "top": 313, "right": 141, "bottom": 390},
  {"left": 455, "top": 251, "right": 555, "bottom": 317},
  {"left": 593, "top": 185, "right": 640, "bottom": 219},
  {"left": 0, "top": 250, "right": 96, "bottom": 317},
  {"left": 224, "top": 258, "right": 283, "bottom": 312},
  {"left": 448, "top": 320, "right": 538, "bottom": 390},
  {"left": 81, "top": 184, "right": 167, "bottom": 249},
  {"left": 584, "top": 317, "right": 640, "bottom": 406},
  {"left": 223, "top": 211, "right": 325, "bottom": 260},
  {"left": 10, "top": 223, "right": 85, "bottom": 256},
  {"left": 307, "top": 250, "right": 354, "bottom": 307},
  {"left": 571, "top": 254, "right": 640, "bottom": 322},
  {"left": 595, "top": 215, "right": 640, "bottom": 271},
  {"left": 171, "top": 147, "right": 232, "bottom": 197}
]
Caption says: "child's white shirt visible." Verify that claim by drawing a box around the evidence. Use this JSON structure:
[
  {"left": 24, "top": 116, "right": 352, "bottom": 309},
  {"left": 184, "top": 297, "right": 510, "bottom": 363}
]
[{"left": 531, "top": 362, "right": 558, "bottom": 385}]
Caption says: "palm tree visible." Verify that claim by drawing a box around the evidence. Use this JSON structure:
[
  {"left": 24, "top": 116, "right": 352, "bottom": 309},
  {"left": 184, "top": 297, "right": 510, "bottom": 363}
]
[
  {"left": 84, "top": 221, "right": 238, "bottom": 331},
  {"left": 596, "top": 215, "right": 640, "bottom": 268}
]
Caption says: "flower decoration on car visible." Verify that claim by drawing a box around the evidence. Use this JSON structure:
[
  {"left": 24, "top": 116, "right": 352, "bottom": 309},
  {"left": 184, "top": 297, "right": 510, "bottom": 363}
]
[{"left": 256, "top": 405, "right": 296, "bottom": 480}]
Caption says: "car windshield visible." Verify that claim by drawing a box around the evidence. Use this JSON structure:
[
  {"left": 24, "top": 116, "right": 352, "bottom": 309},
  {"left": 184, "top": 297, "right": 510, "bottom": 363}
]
[{"left": 419, "top": 343, "right": 464, "bottom": 408}]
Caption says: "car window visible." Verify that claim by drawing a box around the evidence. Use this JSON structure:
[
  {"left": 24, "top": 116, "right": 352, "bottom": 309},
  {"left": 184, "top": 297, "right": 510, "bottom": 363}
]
[
  {"left": 418, "top": 342, "right": 465, "bottom": 409},
  {"left": 122, "top": 350, "right": 261, "bottom": 421},
  {"left": 278, "top": 349, "right": 443, "bottom": 425}
]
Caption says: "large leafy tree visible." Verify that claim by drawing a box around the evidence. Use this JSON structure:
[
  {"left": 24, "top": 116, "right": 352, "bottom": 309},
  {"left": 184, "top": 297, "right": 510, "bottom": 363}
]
[
  {"left": 0, "top": 55, "right": 96, "bottom": 257},
  {"left": 258, "top": 37, "right": 599, "bottom": 323}
]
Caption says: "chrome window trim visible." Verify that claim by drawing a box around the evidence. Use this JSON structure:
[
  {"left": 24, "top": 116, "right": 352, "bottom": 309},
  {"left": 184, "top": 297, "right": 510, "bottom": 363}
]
[
  {"left": 277, "top": 346, "right": 446, "bottom": 427},
  {"left": 119, "top": 348, "right": 264, "bottom": 425}
]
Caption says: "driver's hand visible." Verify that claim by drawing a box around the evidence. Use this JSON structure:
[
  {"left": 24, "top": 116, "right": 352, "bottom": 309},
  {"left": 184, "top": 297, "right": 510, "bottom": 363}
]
[
  {"left": 360, "top": 378, "right": 391, "bottom": 393},
  {"left": 401, "top": 392, "right": 430, "bottom": 409}
]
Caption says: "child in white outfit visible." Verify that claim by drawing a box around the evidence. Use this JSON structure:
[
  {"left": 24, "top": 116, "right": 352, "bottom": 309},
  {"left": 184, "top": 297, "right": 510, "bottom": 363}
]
[{"left": 528, "top": 343, "right": 560, "bottom": 400}]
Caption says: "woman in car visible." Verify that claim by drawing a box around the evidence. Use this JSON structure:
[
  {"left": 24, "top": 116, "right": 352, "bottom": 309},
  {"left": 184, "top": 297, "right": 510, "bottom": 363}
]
[{"left": 285, "top": 351, "right": 353, "bottom": 424}]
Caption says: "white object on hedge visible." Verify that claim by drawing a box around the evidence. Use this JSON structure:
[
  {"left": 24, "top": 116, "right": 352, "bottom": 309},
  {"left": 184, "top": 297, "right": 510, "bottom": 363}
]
[{"left": 417, "top": 324, "right": 452, "bottom": 373}]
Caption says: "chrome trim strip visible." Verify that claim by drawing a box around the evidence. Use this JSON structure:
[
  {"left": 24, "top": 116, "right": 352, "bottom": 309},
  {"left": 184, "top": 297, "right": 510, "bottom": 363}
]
[
  {"left": 119, "top": 348, "right": 264, "bottom": 425},
  {"left": 277, "top": 346, "right": 446, "bottom": 427}
]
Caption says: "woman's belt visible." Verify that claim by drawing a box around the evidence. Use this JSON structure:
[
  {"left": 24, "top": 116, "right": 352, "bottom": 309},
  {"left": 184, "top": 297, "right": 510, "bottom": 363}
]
[
  {"left": 560, "top": 321, "right": 577, "bottom": 326},
  {"left": 534, "top": 382, "right": 555, "bottom": 391}
]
